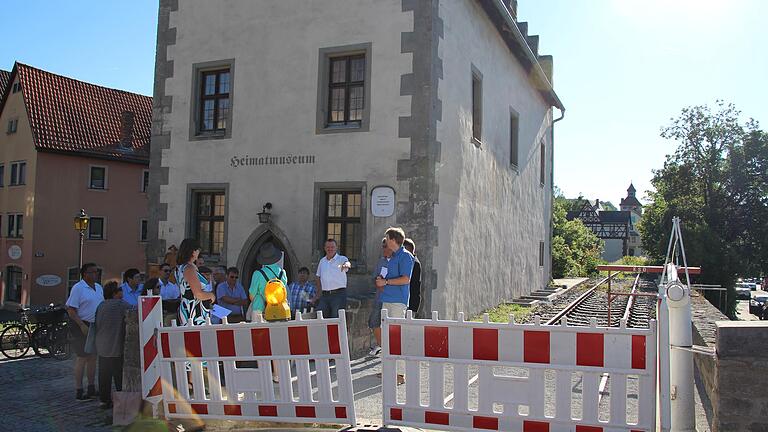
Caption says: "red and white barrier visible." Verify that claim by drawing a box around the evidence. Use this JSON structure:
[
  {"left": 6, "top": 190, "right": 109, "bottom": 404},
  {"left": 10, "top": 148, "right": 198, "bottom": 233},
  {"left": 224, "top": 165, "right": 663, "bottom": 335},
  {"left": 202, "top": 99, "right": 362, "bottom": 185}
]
[
  {"left": 139, "top": 295, "right": 164, "bottom": 406},
  {"left": 382, "top": 310, "right": 657, "bottom": 432},
  {"left": 138, "top": 296, "right": 356, "bottom": 425}
]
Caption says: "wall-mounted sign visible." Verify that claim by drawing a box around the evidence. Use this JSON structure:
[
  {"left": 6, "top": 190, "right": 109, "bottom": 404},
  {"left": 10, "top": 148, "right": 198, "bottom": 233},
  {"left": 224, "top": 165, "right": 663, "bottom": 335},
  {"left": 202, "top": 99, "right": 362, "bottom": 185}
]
[
  {"left": 371, "top": 186, "right": 395, "bottom": 218},
  {"left": 8, "top": 245, "right": 22, "bottom": 260},
  {"left": 36, "top": 275, "right": 62, "bottom": 287}
]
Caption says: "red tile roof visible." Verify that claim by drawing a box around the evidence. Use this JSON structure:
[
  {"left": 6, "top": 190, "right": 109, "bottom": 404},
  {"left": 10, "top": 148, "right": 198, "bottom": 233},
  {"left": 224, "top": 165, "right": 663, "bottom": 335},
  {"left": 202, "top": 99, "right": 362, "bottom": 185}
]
[
  {"left": 1, "top": 63, "right": 151, "bottom": 163},
  {"left": 0, "top": 70, "right": 10, "bottom": 95}
]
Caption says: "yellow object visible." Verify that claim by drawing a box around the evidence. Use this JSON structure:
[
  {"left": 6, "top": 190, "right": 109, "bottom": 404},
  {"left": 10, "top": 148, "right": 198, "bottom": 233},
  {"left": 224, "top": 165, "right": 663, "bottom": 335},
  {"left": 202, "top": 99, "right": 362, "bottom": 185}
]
[{"left": 264, "top": 278, "right": 291, "bottom": 321}]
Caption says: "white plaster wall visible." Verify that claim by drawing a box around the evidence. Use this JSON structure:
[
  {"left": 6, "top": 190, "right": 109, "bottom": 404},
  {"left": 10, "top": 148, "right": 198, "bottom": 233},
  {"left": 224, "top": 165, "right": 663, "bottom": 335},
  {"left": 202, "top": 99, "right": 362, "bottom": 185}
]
[
  {"left": 159, "top": 0, "right": 412, "bottom": 273},
  {"left": 434, "top": 0, "right": 553, "bottom": 318},
  {"left": 603, "top": 239, "right": 624, "bottom": 262}
]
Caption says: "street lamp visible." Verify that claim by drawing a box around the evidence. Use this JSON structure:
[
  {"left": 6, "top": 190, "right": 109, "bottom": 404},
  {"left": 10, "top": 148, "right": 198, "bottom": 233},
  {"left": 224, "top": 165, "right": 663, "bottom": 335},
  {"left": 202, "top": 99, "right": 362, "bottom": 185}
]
[
  {"left": 73, "top": 209, "right": 90, "bottom": 273},
  {"left": 258, "top": 202, "right": 273, "bottom": 224}
]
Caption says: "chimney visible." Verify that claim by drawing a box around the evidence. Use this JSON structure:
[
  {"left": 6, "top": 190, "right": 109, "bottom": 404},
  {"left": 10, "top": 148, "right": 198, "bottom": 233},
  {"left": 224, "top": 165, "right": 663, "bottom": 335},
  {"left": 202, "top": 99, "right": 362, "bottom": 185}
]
[{"left": 119, "top": 110, "right": 135, "bottom": 149}]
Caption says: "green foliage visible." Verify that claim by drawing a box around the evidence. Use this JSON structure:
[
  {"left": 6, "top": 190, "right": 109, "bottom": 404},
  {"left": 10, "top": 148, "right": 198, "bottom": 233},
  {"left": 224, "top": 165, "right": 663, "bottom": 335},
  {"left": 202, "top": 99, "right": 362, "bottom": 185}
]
[
  {"left": 639, "top": 102, "right": 768, "bottom": 317},
  {"left": 551, "top": 198, "right": 603, "bottom": 278},
  {"left": 612, "top": 256, "right": 650, "bottom": 266},
  {"left": 470, "top": 303, "right": 532, "bottom": 323}
]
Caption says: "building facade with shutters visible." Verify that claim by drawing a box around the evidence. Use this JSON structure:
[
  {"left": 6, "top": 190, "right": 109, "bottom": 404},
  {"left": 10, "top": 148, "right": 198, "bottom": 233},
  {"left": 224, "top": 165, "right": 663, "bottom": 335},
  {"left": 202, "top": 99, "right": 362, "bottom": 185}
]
[
  {"left": 148, "top": 0, "right": 563, "bottom": 319},
  {"left": 0, "top": 63, "right": 150, "bottom": 307}
]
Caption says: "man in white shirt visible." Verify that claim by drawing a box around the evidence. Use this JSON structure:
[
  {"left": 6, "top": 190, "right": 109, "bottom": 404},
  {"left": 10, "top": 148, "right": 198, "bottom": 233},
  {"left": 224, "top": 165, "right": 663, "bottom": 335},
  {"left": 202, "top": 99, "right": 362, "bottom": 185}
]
[
  {"left": 66, "top": 262, "right": 104, "bottom": 401},
  {"left": 157, "top": 263, "right": 179, "bottom": 300},
  {"left": 311, "top": 238, "right": 351, "bottom": 319}
]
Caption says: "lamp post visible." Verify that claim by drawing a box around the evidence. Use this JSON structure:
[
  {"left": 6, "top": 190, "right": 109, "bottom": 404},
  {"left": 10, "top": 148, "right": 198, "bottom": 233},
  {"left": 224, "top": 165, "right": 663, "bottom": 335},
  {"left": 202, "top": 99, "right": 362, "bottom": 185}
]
[
  {"left": 73, "top": 209, "right": 90, "bottom": 273},
  {"left": 258, "top": 202, "right": 273, "bottom": 224}
]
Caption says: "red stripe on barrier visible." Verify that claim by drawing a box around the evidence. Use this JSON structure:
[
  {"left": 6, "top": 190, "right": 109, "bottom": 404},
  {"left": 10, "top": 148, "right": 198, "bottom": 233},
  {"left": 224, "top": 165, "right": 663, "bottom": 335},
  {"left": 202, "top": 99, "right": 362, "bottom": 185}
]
[
  {"left": 524, "top": 331, "right": 550, "bottom": 364},
  {"left": 217, "top": 329, "right": 236, "bottom": 357},
  {"left": 191, "top": 403, "right": 208, "bottom": 415},
  {"left": 327, "top": 324, "right": 341, "bottom": 354},
  {"left": 295, "top": 405, "right": 316, "bottom": 418},
  {"left": 523, "top": 420, "right": 550, "bottom": 432},
  {"left": 575, "top": 426, "right": 602, "bottom": 432},
  {"left": 184, "top": 331, "right": 202, "bottom": 358},
  {"left": 224, "top": 404, "right": 242, "bottom": 416},
  {"left": 288, "top": 326, "right": 310, "bottom": 355},
  {"left": 143, "top": 334, "right": 158, "bottom": 372},
  {"left": 473, "top": 328, "right": 498, "bottom": 361},
  {"left": 148, "top": 377, "right": 162, "bottom": 397},
  {"left": 251, "top": 328, "right": 272, "bottom": 356},
  {"left": 390, "top": 325, "right": 401, "bottom": 355},
  {"left": 335, "top": 406, "right": 347, "bottom": 419},
  {"left": 140, "top": 297, "right": 160, "bottom": 322},
  {"left": 425, "top": 410, "right": 450, "bottom": 425},
  {"left": 473, "top": 415, "right": 499, "bottom": 430},
  {"left": 424, "top": 326, "right": 449, "bottom": 358},
  {"left": 258, "top": 405, "right": 278, "bottom": 416},
  {"left": 391, "top": 407, "right": 403, "bottom": 420},
  {"left": 576, "top": 333, "right": 604, "bottom": 367},
  {"left": 632, "top": 335, "right": 646, "bottom": 369},
  {"left": 161, "top": 332, "right": 170, "bottom": 358},
  {"left": 168, "top": 403, "right": 176, "bottom": 414}
]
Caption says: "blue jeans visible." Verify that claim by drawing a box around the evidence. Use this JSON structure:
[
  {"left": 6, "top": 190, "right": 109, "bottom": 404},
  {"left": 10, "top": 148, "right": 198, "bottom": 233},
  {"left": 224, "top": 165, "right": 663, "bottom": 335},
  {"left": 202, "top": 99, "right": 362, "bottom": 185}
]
[{"left": 317, "top": 288, "right": 347, "bottom": 319}]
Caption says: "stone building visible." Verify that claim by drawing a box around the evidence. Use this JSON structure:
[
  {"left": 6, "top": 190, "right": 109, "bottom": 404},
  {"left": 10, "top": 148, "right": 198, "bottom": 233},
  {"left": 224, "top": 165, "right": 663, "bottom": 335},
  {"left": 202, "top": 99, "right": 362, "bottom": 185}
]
[
  {"left": 620, "top": 183, "right": 644, "bottom": 257},
  {"left": 147, "top": 0, "right": 563, "bottom": 320},
  {"left": 0, "top": 63, "right": 150, "bottom": 307}
]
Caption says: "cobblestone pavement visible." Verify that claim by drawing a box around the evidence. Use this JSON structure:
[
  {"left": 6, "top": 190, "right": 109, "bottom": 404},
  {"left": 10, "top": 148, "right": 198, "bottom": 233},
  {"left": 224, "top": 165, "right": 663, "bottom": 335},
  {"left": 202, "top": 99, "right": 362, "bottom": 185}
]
[{"left": 0, "top": 354, "right": 112, "bottom": 432}]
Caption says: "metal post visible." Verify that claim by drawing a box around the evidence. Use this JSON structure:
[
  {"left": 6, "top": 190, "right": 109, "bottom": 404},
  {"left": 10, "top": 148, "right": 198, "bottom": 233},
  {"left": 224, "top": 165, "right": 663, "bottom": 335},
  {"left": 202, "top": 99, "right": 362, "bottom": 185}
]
[
  {"left": 666, "top": 263, "right": 696, "bottom": 431},
  {"left": 78, "top": 230, "right": 84, "bottom": 272}
]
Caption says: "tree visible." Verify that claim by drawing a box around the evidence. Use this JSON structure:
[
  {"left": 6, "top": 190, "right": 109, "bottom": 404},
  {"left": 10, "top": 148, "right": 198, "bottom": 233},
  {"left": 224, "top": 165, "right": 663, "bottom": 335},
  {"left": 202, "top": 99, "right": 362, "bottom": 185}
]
[
  {"left": 551, "top": 196, "right": 603, "bottom": 278},
  {"left": 639, "top": 102, "right": 767, "bottom": 316}
]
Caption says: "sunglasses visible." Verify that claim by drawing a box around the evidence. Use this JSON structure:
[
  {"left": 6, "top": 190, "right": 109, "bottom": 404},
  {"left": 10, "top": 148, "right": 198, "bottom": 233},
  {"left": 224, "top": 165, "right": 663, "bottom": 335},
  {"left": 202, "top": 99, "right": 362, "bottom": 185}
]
[{"left": 229, "top": 275, "right": 239, "bottom": 279}]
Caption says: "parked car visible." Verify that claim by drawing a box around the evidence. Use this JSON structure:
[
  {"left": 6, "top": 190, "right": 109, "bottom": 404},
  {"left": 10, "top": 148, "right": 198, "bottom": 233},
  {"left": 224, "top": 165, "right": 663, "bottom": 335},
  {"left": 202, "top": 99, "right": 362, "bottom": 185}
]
[
  {"left": 750, "top": 294, "right": 768, "bottom": 316},
  {"left": 735, "top": 284, "right": 752, "bottom": 300}
]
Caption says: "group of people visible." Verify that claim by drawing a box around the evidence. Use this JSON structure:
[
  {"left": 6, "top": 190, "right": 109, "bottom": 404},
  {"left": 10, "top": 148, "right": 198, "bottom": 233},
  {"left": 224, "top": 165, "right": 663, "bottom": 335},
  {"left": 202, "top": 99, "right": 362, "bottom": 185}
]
[{"left": 63, "top": 226, "right": 421, "bottom": 405}]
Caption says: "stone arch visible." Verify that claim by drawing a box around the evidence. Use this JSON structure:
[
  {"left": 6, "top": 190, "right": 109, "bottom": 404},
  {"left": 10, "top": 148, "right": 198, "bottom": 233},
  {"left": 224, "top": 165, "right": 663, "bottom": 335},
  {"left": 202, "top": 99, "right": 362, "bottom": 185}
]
[{"left": 236, "top": 223, "right": 300, "bottom": 285}]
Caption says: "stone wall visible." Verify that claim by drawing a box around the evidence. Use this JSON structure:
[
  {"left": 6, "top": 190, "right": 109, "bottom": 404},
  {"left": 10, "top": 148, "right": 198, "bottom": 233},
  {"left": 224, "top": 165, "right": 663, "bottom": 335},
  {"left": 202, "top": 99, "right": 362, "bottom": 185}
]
[{"left": 691, "top": 294, "right": 727, "bottom": 426}]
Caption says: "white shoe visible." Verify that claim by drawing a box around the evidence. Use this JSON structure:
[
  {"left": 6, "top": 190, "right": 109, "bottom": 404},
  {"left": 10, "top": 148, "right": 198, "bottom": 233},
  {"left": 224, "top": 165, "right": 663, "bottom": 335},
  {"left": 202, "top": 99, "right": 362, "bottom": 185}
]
[{"left": 367, "top": 346, "right": 381, "bottom": 357}]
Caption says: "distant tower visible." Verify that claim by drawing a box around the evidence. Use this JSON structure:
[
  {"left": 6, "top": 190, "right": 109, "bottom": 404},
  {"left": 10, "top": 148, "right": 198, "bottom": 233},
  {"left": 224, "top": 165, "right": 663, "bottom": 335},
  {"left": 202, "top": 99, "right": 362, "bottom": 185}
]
[
  {"left": 620, "top": 183, "right": 642, "bottom": 217},
  {"left": 620, "top": 183, "right": 644, "bottom": 257}
]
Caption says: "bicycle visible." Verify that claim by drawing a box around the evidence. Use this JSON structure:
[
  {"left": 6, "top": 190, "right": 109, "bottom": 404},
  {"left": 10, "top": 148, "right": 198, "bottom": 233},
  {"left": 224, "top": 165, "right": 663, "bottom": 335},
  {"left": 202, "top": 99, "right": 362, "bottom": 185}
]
[{"left": 0, "top": 304, "right": 71, "bottom": 360}]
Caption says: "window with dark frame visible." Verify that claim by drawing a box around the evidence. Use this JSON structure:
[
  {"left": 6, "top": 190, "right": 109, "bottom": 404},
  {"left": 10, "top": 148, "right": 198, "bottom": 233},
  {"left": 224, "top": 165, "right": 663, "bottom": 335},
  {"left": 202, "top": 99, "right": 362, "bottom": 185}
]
[
  {"left": 540, "top": 141, "right": 546, "bottom": 186},
  {"left": 327, "top": 55, "right": 366, "bottom": 126},
  {"left": 510, "top": 112, "right": 519, "bottom": 168},
  {"left": 11, "top": 83, "right": 21, "bottom": 93},
  {"left": 198, "top": 69, "right": 230, "bottom": 134},
  {"left": 5, "top": 266, "right": 22, "bottom": 303},
  {"left": 7, "top": 214, "right": 23, "bottom": 238},
  {"left": 88, "top": 217, "right": 105, "bottom": 240},
  {"left": 324, "top": 191, "right": 362, "bottom": 262},
  {"left": 194, "top": 191, "right": 226, "bottom": 256},
  {"left": 7, "top": 119, "right": 18, "bottom": 134},
  {"left": 142, "top": 170, "right": 150, "bottom": 192},
  {"left": 140, "top": 219, "right": 148, "bottom": 242},
  {"left": 89, "top": 166, "right": 106, "bottom": 189},
  {"left": 539, "top": 241, "right": 545, "bottom": 267},
  {"left": 10, "top": 161, "right": 25, "bottom": 186},
  {"left": 0, "top": 164, "right": 4, "bottom": 187},
  {"left": 472, "top": 73, "right": 482, "bottom": 142}
]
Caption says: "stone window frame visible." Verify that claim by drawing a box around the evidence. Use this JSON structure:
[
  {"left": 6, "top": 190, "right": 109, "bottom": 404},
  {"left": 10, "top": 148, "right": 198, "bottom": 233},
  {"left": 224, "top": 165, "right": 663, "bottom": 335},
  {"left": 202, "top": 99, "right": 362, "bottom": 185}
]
[
  {"left": 509, "top": 107, "right": 520, "bottom": 171},
  {"left": 471, "top": 64, "right": 483, "bottom": 147},
  {"left": 185, "top": 183, "right": 230, "bottom": 265},
  {"left": 315, "top": 43, "right": 373, "bottom": 134},
  {"left": 88, "top": 164, "right": 108, "bottom": 190},
  {"left": 189, "top": 59, "right": 235, "bottom": 141},
  {"left": 312, "top": 182, "right": 368, "bottom": 270}
]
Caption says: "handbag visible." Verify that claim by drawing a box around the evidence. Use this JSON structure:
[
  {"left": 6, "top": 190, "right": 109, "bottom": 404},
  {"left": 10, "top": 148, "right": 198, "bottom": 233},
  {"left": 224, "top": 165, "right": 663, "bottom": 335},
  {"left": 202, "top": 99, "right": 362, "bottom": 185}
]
[{"left": 84, "top": 321, "right": 97, "bottom": 355}]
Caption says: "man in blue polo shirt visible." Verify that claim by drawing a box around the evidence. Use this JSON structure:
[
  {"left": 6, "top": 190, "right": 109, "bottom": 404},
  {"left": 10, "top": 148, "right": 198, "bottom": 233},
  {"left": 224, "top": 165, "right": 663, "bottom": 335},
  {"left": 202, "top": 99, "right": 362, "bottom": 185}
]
[{"left": 375, "top": 227, "right": 415, "bottom": 319}]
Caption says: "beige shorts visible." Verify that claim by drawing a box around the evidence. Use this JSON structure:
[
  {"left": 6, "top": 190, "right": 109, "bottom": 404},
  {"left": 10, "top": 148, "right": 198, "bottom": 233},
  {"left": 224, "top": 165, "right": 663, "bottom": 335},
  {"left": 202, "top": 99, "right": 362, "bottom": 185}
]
[{"left": 382, "top": 302, "right": 407, "bottom": 318}]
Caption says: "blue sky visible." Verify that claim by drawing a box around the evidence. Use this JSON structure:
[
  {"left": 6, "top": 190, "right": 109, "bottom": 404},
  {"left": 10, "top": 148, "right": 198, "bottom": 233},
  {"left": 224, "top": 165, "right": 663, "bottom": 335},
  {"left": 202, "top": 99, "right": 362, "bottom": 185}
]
[{"left": 2, "top": 1, "right": 766, "bottom": 205}]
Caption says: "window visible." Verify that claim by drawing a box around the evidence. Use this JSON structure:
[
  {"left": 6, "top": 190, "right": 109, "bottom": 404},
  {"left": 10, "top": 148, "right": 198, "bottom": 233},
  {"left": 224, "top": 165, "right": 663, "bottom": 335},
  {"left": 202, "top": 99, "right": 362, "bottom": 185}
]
[
  {"left": 540, "top": 141, "right": 546, "bottom": 186},
  {"left": 10, "top": 161, "right": 26, "bottom": 186},
  {"left": 0, "top": 164, "right": 4, "bottom": 187},
  {"left": 324, "top": 191, "right": 362, "bottom": 262},
  {"left": 141, "top": 170, "right": 150, "bottom": 193},
  {"left": 194, "top": 191, "right": 226, "bottom": 256},
  {"left": 510, "top": 110, "right": 519, "bottom": 168},
  {"left": 5, "top": 266, "right": 22, "bottom": 303},
  {"left": 88, "top": 217, "right": 105, "bottom": 240},
  {"left": 89, "top": 166, "right": 107, "bottom": 189},
  {"left": 471, "top": 68, "right": 483, "bottom": 144},
  {"left": 140, "top": 219, "right": 148, "bottom": 242},
  {"left": 7, "top": 214, "right": 23, "bottom": 238},
  {"left": 316, "top": 43, "right": 372, "bottom": 133},
  {"left": 539, "top": 241, "right": 545, "bottom": 267},
  {"left": 11, "top": 82, "right": 22, "bottom": 93},
  {"left": 198, "top": 69, "right": 230, "bottom": 134},
  {"left": 6, "top": 119, "right": 18, "bottom": 134}
]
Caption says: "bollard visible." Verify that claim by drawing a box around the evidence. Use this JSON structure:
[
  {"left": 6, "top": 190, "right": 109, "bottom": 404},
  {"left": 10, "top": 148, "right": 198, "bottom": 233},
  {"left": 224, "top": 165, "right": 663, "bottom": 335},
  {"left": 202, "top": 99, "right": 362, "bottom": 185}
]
[{"left": 665, "top": 263, "right": 696, "bottom": 432}]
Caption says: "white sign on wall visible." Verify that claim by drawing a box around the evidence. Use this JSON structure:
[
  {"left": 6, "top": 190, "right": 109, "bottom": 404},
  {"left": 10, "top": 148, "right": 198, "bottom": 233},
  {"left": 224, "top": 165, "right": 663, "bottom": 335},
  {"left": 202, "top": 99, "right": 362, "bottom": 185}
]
[
  {"left": 8, "top": 245, "right": 22, "bottom": 260},
  {"left": 36, "top": 275, "right": 62, "bottom": 287},
  {"left": 371, "top": 186, "right": 395, "bottom": 218}
]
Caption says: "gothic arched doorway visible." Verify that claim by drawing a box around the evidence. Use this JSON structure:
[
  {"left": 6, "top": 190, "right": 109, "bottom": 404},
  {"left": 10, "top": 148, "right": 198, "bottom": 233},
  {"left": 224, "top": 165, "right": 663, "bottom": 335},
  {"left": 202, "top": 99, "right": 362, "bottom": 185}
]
[{"left": 237, "top": 225, "right": 298, "bottom": 288}]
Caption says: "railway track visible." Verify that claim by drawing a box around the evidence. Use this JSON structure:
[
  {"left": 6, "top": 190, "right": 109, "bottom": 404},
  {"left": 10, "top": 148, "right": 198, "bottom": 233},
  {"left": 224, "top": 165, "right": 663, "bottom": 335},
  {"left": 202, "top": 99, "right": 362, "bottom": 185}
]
[{"left": 540, "top": 273, "right": 658, "bottom": 328}]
